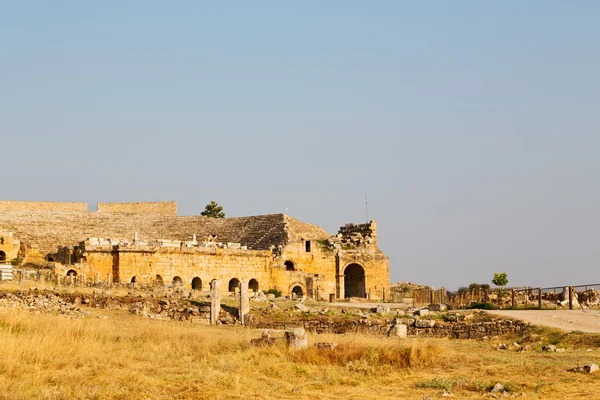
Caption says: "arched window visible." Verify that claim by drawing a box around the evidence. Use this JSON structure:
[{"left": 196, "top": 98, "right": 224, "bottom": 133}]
[
  {"left": 284, "top": 260, "right": 295, "bottom": 271},
  {"left": 192, "top": 277, "right": 202, "bottom": 291},
  {"left": 66, "top": 269, "right": 78, "bottom": 277},
  {"left": 172, "top": 276, "right": 183, "bottom": 286},
  {"left": 249, "top": 279, "right": 259, "bottom": 292},
  {"left": 228, "top": 278, "right": 240, "bottom": 292}
]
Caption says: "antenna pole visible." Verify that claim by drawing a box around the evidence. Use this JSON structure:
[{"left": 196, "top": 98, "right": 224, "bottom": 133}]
[{"left": 365, "top": 191, "right": 369, "bottom": 223}]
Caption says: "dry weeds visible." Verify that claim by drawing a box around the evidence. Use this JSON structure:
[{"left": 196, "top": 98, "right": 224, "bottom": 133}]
[{"left": 0, "top": 306, "right": 599, "bottom": 399}]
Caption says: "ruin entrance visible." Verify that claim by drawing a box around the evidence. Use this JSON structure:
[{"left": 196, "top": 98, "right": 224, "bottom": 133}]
[
  {"left": 0, "top": 251, "right": 5, "bottom": 262},
  {"left": 344, "top": 263, "right": 366, "bottom": 298},
  {"left": 229, "top": 278, "right": 240, "bottom": 293},
  {"left": 292, "top": 285, "right": 304, "bottom": 298},
  {"left": 131, "top": 276, "right": 136, "bottom": 283},
  {"left": 172, "top": 276, "right": 183, "bottom": 287},
  {"left": 66, "top": 269, "right": 78, "bottom": 277},
  {"left": 192, "top": 277, "right": 202, "bottom": 291},
  {"left": 249, "top": 278, "right": 259, "bottom": 292},
  {"left": 155, "top": 275, "right": 164, "bottom": 286}
]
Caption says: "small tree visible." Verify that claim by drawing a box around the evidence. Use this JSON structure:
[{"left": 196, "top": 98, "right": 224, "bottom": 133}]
[
  {"left": 492, "top": 272, "right": 508, "bottom": 288},
  {"left": 201, "top": 201, "right": 225, "bottom": 218}
]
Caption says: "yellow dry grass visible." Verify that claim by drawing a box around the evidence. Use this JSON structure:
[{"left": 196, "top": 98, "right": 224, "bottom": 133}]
[{"left": 0, "top": 307, "right": 599, "bottom": 399}]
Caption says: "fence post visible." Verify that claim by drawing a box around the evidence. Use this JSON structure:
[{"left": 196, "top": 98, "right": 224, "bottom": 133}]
[
  {"left": 538, "top": 288, "right": 542, "bottom": 310},
  {"left": 568, "top": 286, "right": 573, "bottom": 310},
  {"left": 511, "top": 289, "right": 515, "bottom": 309}
]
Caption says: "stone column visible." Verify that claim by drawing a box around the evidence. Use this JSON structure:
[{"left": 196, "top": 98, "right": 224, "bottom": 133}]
[
  {"left": 94, "top": 272, "right": 100, "bottom": 284},
  {"left": 239, "top": 280, "right": 250, "bottom": 324},
  {"left": 210, "top": 279, "right": 221, "bottom": 325},
  {"left": 107, "top": 273, "right": 112, "bottom": 287}
]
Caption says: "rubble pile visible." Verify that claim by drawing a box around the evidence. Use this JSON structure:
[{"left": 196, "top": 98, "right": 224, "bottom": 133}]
[{"left": 0, "top": 292, "right": 90, "bottom": 319}]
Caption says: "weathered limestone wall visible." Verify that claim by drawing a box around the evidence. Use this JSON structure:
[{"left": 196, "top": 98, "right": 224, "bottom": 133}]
[
  {"left": 338, "top": 252, "right": 390, "bottom": 300},
  {"left": 97, "top": 202, "right": 178, "bottom": 216},
  {"left": 0, "top": 201, "right": 87, "bottom": 213},
  {"left": 276, "top": 242, "right": 337, "bottom": 300},
  {"left": 83, "top": 247, "right": 273, "bottom": 294},
  {"left": 0, "top": 230, "right": 20, "bottom": 262}
]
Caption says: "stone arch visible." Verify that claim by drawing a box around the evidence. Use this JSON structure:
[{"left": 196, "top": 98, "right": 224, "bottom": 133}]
[
  {"left": 228, "top": 278, "right": 240, "bottom": 292},
  {"left": 249, "top": 278, "right": 259, "bottom": 292},
  {"left": 292, "top": 285, "right": 304, "bottom": 298},
  {"left": 192, "top": 277, "right": 202, "bottom": 291},
  {"left": 0, "top": 251, "right": 5, "bottom": 262},
  {"left": 131, "top": 276, "right": 137, "bottom": 283},
  {"left": 66, "top": 269, "right": 78, "bottom": 277},
  {"left": 344, "top": 263, "right": 366, "bottom": 298},
  {"left": 284, "top": 260, "right": 295, "bottom": 271},
  {"left": 155, "top": 274, "right": 164, "bottom": 286},
  {"left": 172, "top": 276, "right": 183, "bottom": 286}
]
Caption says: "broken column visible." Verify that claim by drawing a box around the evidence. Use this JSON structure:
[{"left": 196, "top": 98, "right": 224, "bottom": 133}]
[
  {"left": 239, "top": 280, "right": 250, "bottom": 324},
  {"left": 285, "top": 328, "right": 308, "bottom": 349},
  {"left": 210, "top": 279, "right": 221, "bottom": 325}
]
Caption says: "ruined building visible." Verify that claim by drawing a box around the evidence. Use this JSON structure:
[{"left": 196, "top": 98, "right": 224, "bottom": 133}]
[{"left": 0, "top": 201, "right": 390, "bottom": 299}]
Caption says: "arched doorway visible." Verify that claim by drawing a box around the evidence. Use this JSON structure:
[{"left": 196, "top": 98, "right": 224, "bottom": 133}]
[
  {"left": 292, "top": 285, "right": 304, "bottom": 298},
  {"left": 0, "top": 251, "right": 5, "bottom": 262},
  {"left": 228, "top": 278, "right": 240, "bottom": 293},
  {"left": 284, "top": 260, "right": 295, "bottom": 271},
  {"left": 344, "top": 263, "right": 366, "bottom": 298},
  {"left": 131, "top": 276, "right": 137, "bottom": 283},
  {"left": 155, "top": 275, "right": 164, "bottom": 286},
  {"left": 172, "top": 276, "right": 183, "bottom": 286},
  {"left": 192, "top": 277, "right": 202, "bottom": 291},
  {"left": 66, "top": 269, "right": 78, "bottom": 277},
  {"left": 249, "top": 279, "right": 259, "bottom": 292}
]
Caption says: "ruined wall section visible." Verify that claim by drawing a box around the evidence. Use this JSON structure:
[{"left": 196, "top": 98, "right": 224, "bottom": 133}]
[
  {"left": 0, "top": 201, "right": 87, "bottom": 213},
  {"left": 283, "top": 215, "right": 331, "bottom": 243},
  {"left": 97, "top": 202, "right": 177, "bottom": 216}
]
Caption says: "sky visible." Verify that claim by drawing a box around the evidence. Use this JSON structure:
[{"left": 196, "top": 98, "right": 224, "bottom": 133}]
[{"left": 1, "top": 1, "right": 599, "bottom": 289}]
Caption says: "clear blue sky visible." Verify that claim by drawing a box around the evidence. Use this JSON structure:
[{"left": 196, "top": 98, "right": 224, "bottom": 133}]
[{"left": 1, "top": 2, "right": 599, "bottom": 289}]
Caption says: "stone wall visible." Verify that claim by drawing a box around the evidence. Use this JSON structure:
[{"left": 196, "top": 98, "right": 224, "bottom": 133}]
[
  {"left": 97, "top": 202, "right": 178, "bottom": 216},
  {"left": 0, "top": 201, "right": 87, "bottom": 213},
  {"left": 0, "top": 230, "right": 20, "bottom": 262},
  {"left": 250, "top": 317, "right": 531, "bottom": 339}
]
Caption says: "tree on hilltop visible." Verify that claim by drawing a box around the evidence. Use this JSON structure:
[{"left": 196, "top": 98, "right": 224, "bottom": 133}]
[{"left": 201, "top": 201, "right": 225, "bottom": 218}]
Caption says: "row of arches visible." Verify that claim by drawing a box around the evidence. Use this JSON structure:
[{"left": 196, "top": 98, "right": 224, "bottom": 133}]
[{"left": 131, "top": 275, "right": 261, "bottom": 293}]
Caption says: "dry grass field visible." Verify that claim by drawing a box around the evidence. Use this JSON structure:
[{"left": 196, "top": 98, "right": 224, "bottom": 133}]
[{"left": 1, "top": 304, "right": 600, "bottom": 400}]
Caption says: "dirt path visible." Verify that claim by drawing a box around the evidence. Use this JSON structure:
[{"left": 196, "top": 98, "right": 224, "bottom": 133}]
[{"left": 487, "top": 310, "right": 600, "bottom": 333}]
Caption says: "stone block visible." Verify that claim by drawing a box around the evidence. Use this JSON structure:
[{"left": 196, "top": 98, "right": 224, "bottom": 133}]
[{"left": 415, "top": 319, "right": 436, "bottom": 328}]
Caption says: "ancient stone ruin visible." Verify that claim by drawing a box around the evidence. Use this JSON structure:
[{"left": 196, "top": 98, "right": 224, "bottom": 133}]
[{"left": 0, "top": 200, "right": 390, "bottom": 300}]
